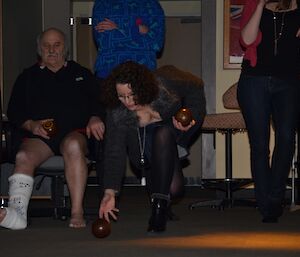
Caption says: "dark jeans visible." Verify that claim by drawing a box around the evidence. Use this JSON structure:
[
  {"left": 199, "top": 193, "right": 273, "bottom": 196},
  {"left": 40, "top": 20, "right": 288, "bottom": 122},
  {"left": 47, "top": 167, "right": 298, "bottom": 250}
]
[{"left": 237, "top": 75, "right": 299, "bottom": 218}]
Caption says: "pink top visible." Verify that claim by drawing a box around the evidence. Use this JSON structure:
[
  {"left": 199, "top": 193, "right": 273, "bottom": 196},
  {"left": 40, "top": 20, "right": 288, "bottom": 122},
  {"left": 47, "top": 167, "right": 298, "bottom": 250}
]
[{"left": 240, "top": 0, "right": 263, "bottom": 67}]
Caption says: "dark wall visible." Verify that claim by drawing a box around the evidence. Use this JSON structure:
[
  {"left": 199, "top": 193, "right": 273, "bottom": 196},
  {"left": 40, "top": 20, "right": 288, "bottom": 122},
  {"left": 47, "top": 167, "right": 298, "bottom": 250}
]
[
  {"left": 2, "top": 0, "right": 42, "bottom": 113},
  {"left": 2, "top": 0, "right": 71, "bottom": 113},
  {"left": 44, "top": 0, "right": 71, "bottom": 57}
]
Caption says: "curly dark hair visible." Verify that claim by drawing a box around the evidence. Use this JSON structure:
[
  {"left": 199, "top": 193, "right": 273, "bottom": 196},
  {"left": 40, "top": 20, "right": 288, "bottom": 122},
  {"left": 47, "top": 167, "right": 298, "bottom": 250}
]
[{"left": 102, "top": 61, "right": 159, "bottom": 108}]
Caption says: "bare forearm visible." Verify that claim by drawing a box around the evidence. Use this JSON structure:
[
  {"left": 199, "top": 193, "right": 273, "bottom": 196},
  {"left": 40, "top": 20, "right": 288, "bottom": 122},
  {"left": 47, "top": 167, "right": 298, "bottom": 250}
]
[{"left": 241, "top": 0, "right": 265, "bottom": 45}]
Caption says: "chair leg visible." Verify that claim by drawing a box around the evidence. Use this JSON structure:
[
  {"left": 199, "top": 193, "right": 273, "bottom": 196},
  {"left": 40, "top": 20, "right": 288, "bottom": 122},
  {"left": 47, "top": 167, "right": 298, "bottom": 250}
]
[
  {"left": 189, "top": 199, "right": 224, "bottom": 210},
  {"left": 29, "top": 174, "right": 69, "bottom": 219},
  {"left": 51, "top": 175, "right": 68, "bottom": 220},
  {"left": 296, "top": 130, "right": 300, "bottom": 204},
  {"left": 189, "top": 129, "right": 255, "bottom": 210},
  {"left": 224, "top": 130, "right": 256, "bottom": 207},
  {"left": 224, "top": 131, "right": 233, "bottom": 205},
  {"left": 189, "top": 130, "right": 234, "bottom": 209}
]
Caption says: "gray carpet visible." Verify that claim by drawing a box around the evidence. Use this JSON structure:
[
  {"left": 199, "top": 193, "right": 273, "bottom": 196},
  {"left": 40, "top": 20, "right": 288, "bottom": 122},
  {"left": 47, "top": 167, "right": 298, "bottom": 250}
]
[{"left": 1, "top": 187, "right": 300, "bottom": 257}]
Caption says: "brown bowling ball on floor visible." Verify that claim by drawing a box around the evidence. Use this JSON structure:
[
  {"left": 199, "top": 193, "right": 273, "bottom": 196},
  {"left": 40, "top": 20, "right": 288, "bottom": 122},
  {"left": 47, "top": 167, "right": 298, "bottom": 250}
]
[
  {"left": 92, "top": 218, "right": 111, "bottom": 238},
  {"left": 175, "top": 108, "right": 193, "bottom": 127},
  {"left": 42, "top": 120, "right": 58, "bottom": 137}
]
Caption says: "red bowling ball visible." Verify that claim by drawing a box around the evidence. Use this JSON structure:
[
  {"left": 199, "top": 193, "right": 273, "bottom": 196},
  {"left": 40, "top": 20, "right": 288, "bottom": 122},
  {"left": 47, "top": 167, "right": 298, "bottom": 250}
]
[
  {"left": 175, "top": 108, "right": 193, "bottom": 127},
  {"left": 42, "top": 120, "right": 58, "bottom": 137},
  {"left": 92, "top": 218, "right": 111, "bottom": 238}
]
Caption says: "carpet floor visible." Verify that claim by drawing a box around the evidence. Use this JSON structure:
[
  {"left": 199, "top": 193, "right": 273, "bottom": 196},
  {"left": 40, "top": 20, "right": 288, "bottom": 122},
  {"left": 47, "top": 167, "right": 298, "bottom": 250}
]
[{"left": 1, "top": 187, "right": 300, "bottom": 257}]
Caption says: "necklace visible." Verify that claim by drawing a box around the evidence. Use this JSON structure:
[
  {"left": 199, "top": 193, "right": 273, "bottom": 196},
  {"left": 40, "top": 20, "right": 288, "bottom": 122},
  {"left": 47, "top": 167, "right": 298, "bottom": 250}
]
[
  {"left": 272, "top": 11, "right": 286, "bottom": 56},
  {"left": 137, "top": 126, "right": 146, "bottom": 185}
]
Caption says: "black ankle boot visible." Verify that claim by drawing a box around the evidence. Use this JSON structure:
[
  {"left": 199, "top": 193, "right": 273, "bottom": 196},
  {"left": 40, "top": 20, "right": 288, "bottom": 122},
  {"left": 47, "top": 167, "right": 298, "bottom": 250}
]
[{"left": 147, "top": 198, "right": 169, "bottom": 233}]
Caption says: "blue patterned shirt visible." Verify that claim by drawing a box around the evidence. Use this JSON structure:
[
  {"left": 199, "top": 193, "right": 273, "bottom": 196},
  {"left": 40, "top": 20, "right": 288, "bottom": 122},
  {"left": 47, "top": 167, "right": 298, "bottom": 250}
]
[{"left": 92, "top": 0, "right": 165, "bottom": 78}]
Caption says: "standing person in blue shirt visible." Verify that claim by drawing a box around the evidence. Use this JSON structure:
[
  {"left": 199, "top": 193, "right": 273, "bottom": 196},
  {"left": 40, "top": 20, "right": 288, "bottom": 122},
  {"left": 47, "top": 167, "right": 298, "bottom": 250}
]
[{"left": 92, "top": 0, "right": 165, "bottom": 79}]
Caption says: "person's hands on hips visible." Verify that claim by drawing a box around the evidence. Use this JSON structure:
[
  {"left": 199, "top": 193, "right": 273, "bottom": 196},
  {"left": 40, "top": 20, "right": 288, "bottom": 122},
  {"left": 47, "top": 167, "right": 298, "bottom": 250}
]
[
  {"left": 94, "top": 18, "right": 118, "bottom": 33},
  {"left": 138, "top": 24, "right": 149, "bottom": 34}
]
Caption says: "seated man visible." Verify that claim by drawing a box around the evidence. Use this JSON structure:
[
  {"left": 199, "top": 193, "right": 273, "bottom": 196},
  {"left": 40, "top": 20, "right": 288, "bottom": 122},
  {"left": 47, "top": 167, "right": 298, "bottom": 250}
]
[{"left": 0, "top": 27, "right": 105, "bottom": 230}]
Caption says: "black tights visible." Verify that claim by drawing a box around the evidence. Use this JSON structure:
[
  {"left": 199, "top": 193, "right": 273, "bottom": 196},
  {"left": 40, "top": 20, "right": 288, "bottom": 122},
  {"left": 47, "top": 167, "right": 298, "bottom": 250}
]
[{"left": 147, "top": 126, "right": 184, "bottom": 199}]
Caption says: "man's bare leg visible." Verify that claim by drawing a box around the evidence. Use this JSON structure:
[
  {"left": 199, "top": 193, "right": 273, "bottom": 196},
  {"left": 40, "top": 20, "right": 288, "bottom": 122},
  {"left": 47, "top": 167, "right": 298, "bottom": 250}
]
[
  {"left": 61, "top": 132, "right": 88, "bottom": 228},
  {"left": 0, "top": 139, "right": 53, "bottom": 229}
]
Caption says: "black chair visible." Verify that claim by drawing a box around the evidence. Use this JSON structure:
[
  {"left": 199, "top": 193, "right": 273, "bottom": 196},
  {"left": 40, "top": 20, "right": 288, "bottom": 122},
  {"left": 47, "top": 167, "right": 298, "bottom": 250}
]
[
  {"left": 1, "top": 120, "right": 102, "bottom": 220},
  {"left": 189, "top": 83, "right": 255, "bottom": 210}
]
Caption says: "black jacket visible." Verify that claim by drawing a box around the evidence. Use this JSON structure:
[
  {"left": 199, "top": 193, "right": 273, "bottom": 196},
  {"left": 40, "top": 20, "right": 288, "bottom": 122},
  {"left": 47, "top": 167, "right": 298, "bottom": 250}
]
[{"left": 103, "top": 65, "right": 206, "bottom": 191}]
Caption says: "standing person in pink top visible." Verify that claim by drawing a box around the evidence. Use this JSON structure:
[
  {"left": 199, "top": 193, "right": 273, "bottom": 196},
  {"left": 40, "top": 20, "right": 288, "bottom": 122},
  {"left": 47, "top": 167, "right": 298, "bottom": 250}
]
[{"left": 237, "top": 0, "right": 300, "bottom": 223}]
